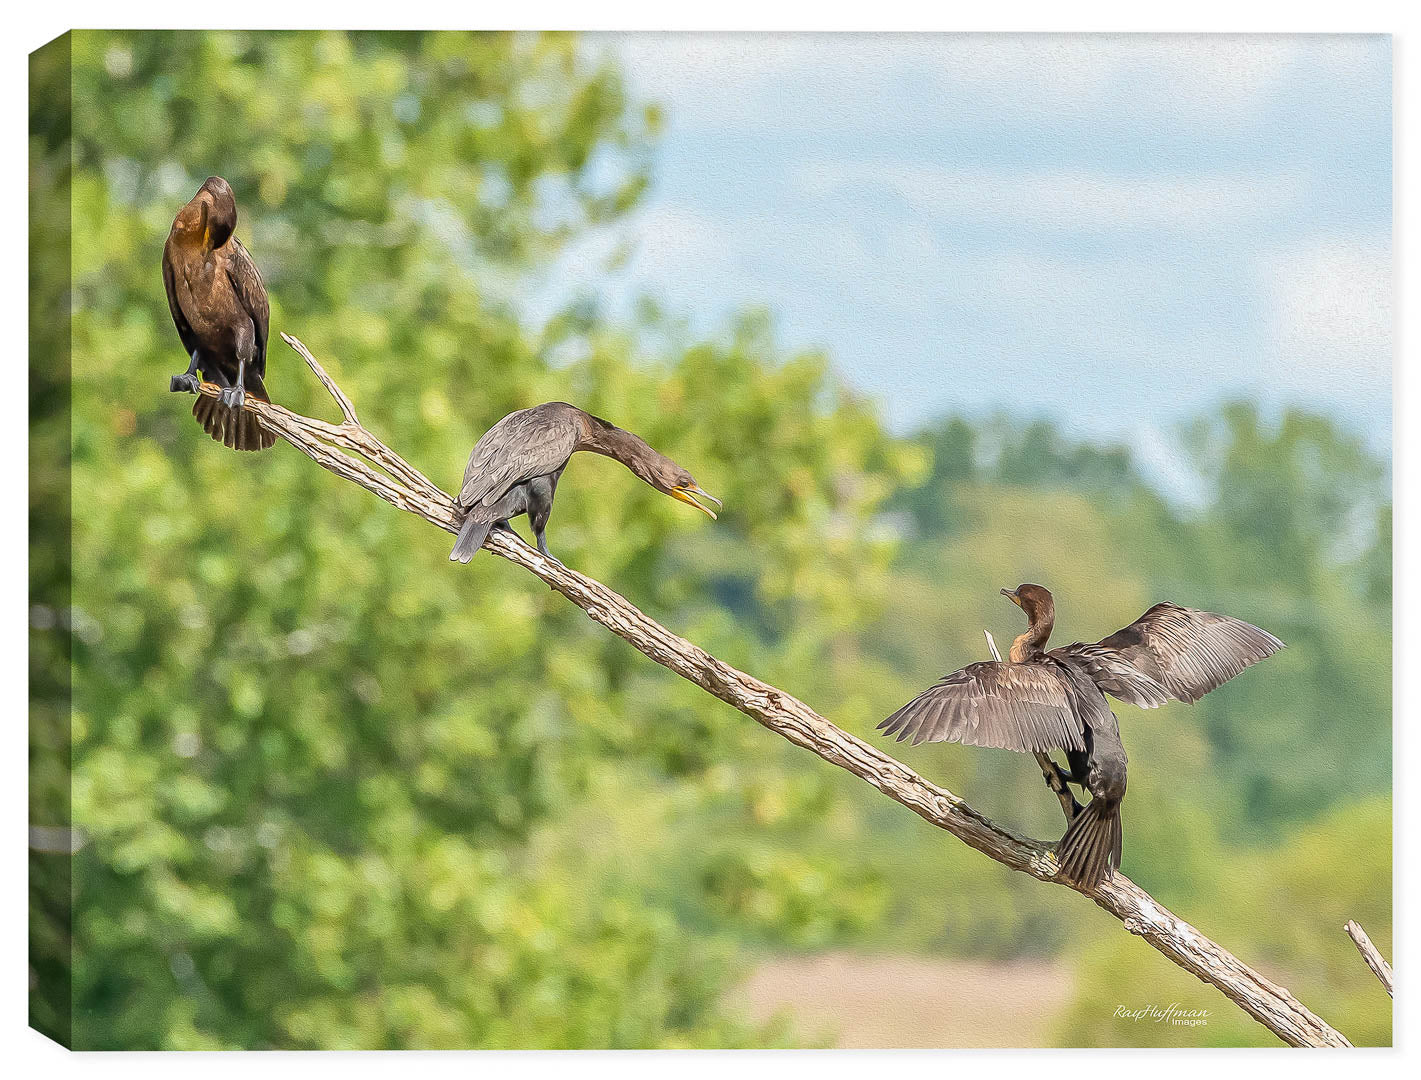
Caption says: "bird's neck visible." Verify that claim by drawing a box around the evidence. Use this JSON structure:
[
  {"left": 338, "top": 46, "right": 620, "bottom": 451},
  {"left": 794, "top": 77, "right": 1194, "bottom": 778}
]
[
  {"left": 1009, "top": 617, "right": 1053, "bottom": 662},
  {"left": 578, "top": 416, "right": 630, "bottom": 454},
  {"left": 578, "top": 416, "right": 655, "bottom": 470}
]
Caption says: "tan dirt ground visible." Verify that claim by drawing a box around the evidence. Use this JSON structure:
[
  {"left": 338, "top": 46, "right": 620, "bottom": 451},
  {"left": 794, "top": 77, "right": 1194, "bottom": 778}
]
[{"left": 730, "top": 952, "right": 1075, "bottom": 1048}]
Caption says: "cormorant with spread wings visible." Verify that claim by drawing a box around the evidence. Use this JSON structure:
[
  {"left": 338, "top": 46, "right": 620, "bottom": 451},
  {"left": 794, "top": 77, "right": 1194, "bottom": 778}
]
[{"left": 878, "top": 584, "right": 1283, "bottom": 887}]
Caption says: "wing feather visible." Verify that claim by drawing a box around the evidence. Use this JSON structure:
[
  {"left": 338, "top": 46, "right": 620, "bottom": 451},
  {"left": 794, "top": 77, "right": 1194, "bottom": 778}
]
[
  {"left": 878, "top": 661, "right": 1086, "bottom": 753},
  {"left": 162, "top": 242, "right": 200, "bottom": 359},
  {"left": 226, "top": 237, "right": 270, "bottom": 377},
  {"left": 1062, "top": 602, "right": 1284, "bottom": 706},
  {"left": 457, "top": 405, "right": 581, "bottom": 511}
]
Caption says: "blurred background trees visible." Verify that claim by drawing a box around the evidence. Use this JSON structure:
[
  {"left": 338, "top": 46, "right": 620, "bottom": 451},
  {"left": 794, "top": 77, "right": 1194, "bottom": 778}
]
[{"left": 36, "top": 29, "right": 1390, "bottom": 1048}]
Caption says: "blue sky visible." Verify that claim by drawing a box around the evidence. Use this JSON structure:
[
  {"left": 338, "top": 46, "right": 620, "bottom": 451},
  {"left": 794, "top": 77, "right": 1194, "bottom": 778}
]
[{"left": 544, "top": 34, "right": 1391, "bottom": 480}]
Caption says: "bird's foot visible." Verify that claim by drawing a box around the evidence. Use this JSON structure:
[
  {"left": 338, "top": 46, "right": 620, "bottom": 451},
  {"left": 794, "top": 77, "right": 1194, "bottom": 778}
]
[
  {"left": 219, "top": 385, "right": 246, "bottom": 411},
  {"left": 170, "top": 372, "right": 201, "bottom": 394}
]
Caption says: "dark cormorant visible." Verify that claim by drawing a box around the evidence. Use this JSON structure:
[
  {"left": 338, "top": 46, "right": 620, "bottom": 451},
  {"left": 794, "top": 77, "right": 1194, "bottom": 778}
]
[
  {"left": 450, "top": 402, "right": 721, "bottom": 562},
  {"left": 163, "top": 176, "right": 275, "bottom": 451},
  {"left": 879, "top": 584, "right": 1283, "bottom": 887}
]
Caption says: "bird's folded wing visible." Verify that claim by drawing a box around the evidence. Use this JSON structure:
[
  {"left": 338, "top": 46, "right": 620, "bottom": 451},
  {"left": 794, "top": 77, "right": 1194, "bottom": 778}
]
[
  {"left": 458, "top": 410, "right": 579, "bottom": 509},
  {"left": 162, "top": 250, "right": 198, "bottom": 357},
  {"left": 878, "top": 661, "right": 1086, "bottom": 753},
  {"left": 226, "top": 237, "right": 270, "bottom": 375},
  {"left": 1068, "top": 602, "right": 1284, "bottom": 706}
]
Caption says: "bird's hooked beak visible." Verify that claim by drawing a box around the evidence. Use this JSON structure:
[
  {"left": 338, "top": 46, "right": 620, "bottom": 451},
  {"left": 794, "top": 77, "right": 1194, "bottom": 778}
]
[
  {"left": 1001, "top": 587, "right": 1022, "bottom": 608},
  {"left": 671, "top": 482, "right": 721, "bottom": 520}
]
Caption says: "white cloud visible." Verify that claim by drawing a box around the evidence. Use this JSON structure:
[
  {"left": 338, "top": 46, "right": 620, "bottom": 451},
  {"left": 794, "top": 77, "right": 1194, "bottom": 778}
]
[
  {"left": 600, "top": 33, "right": 1321, "bottom": 133},
  {"left": 607, "top": 32, "right": 1302, "bottom": 100},
  {"left": 628, "top": 204, "right": 738, "bottom": 277},
  {"left": 608, "top": 32, "right": 826, "bottom": 97},
  {"left": 927, "top": 34, "right": 1299, "bottom": 114},
  {"left": 1263, "top": 235, "right": 1392, "bottom": 387},
  {"left": 797, "top": 164, "right": 1304, "bottom": 232}
]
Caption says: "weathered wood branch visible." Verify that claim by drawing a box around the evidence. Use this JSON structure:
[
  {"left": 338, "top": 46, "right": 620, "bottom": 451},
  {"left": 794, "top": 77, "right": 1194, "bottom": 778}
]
[
  {"left": 183, "top": 333, "right": 1353, "bottom": 1048},
  {"left": 1344, "top": 920, "right": 1393, "bottom": 997}
]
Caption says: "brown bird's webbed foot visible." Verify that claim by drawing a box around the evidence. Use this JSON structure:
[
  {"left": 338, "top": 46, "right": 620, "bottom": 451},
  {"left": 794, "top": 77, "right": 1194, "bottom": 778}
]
[{"left": 170, "top": 351, "right": 201, "bottom": 394}]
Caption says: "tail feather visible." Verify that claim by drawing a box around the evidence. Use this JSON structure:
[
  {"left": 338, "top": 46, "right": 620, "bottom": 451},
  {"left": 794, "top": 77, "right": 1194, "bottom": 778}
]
[
  {"left": 1056, "top": 799, "right": 1122, "bottom": 889},
  {"left": 450, "top": 513, "right": 492, "bottom": 563},
  {"left": 192, "top": 393, "right": 276, "bottom": 452}
]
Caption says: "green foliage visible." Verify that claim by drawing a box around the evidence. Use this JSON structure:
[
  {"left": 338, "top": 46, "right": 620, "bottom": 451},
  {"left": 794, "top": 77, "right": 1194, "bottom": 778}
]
[
  {"left": 41, "top": 28, "right": 1390, "bottom": 1050},
  {"left": 57, "top": 29, "right": 911, "bottom": 1049},
  {"left": 30, "top": 32, "right": 76, "bottom": 1047}
]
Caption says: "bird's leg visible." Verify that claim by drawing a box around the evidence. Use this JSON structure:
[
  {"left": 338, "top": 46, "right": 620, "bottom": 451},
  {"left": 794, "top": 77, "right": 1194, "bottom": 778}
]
[
  {"left": 221, "top": 326, "right": 253, "bottom": 411},
  {"left": 1062, "top": 749, "right": 1091, "bottom": 790},
  {"left": 219, "top": 354, "right": 247, "bottom": 411},
  {"left": 1034, "top": 752, "right": 1084, "bottom": 823},
  {"left": 169, "top": 350, "right": 202, "bottom": 394},
  {"left": 532, "top": 527, "right": 564, "bottom": 585},
  {"left": 528, "top": 491, "right": 561, "bottom": 570}
]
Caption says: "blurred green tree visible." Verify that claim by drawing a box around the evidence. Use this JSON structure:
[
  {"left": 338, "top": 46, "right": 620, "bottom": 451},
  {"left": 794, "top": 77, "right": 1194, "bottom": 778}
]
[{"left": 58, "top": 29, "right": 911, "bottom": 1048}]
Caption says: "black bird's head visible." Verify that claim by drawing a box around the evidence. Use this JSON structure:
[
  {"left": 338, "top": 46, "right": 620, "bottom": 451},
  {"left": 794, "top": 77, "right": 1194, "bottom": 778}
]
[
  {"left": 1001, "top": 583, "right": 1055, "bottom": 627},
  {"left": 172, "top": 176, "right": 239, "bottom": 252}
]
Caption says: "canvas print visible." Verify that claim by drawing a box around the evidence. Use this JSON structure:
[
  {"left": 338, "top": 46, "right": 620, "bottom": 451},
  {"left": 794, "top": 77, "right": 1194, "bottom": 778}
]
[{"left": 29, "top": 31, "right": 1392, "bottom": 1049}]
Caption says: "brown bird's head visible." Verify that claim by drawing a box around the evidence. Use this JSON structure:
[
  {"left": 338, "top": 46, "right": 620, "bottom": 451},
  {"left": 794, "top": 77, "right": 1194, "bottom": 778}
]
[
  {"left": 642, "top": 455, "right": 722, "bottom": 520},
  {"left": 170, "top": 176, "right": 239, "bottom": 252},
  {"left": 1001, "top": 583, "right": 1055, "bottom": 626},
  {"left": 582, "top": 414, "right": 722, "bottom": 519}
]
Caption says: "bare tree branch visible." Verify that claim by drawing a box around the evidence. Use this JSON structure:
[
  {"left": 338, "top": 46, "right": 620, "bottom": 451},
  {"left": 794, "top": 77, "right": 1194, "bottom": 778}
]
[
  {"left": 180, "top": 333, "right": 1353, "bottom": 1048},
  {"left": 1344, "top": 920, "right": 1393, "bottom": 997}
]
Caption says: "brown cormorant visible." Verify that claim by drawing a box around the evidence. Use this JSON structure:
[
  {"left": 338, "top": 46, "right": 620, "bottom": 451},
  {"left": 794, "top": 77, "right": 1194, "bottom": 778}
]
[
  {"left": 163, "top": 176, "right": 275, "bottom": 451},
  {"left": 450, "top": 402, "right": 721, "bottom": 562},
  {"left": 879, "top": 584, "right": 1283, "bottom": 887}
]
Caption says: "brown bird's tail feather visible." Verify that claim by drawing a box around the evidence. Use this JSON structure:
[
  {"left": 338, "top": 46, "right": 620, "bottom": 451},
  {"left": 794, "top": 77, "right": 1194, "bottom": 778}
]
[
  {"left": 1056, "top": 798, "right": 1123, "bottom": 889},
  {"left": 450, "top": 513, "right": 492, "bottom": 563},
  {"left": 192, "top": 392, "right": 276, "bottom": 452}
]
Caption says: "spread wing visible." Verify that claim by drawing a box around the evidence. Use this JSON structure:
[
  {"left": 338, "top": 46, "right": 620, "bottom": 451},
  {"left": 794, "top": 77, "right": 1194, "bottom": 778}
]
[
  {"left": 458, "top": 406, "right": 580, "bottom": 510},
  {"left": 878, "top": 661, "right": 1086, "bottom": 753},
  {"left": 162, "top": 241, "right": 199, "bottom": 358},
  {"left": 1062, "top": 603, "right": 1284, "bottom": 706},
  {"left": 226, "top": 236, "right": 270, "bottom": 376}
]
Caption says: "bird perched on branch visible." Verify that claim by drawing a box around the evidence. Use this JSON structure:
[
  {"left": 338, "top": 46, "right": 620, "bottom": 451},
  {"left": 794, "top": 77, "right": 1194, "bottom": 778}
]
[
  {"left": 450, "top": 402, "right": 721, "bottom": 563},
  {"left": 878, "top": 584, "right": 1283, "bottom": 888},
  {"left": 162, "top": 175, "right": 275, "bottom": 451}
]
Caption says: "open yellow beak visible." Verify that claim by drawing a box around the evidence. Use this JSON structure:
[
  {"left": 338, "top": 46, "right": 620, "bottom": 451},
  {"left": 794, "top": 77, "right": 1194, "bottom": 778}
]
[
  {"left": 1001, "top": 587, "right": 1022, "bottom": 607},
  {"left": 671, "top": 483, "right": 721, "bottom": 520}
]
